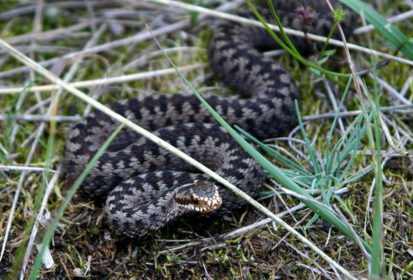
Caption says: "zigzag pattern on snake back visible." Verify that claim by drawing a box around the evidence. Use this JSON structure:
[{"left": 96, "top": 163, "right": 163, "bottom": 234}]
[{"left": 63, "top": 0, "right": 357, "bottom": 238}]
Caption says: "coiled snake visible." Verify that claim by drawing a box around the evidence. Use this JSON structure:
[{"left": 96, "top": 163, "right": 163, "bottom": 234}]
[{"left": 63, "top": 0, "right": 356, "bottom": 237}]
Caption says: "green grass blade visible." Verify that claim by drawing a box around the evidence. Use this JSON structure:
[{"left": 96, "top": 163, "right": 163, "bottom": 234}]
[
  {"left": 370, "top": 63, "right": 386, "bottom": 279},
  {"left": 339, "top": 0, "right": 413, "bottom": 59},
  {"left": 340, "top": 165, "right": 373, "bottom": 186},
  {"left": 295, "top": 101, "right": 322, "bottom": 178},
  {"left": 27, "top": 121, "right": 127, "bottom": 279},
  {"left": 254, "top": 142, "right": 313, "bottom": 177},
  {"left": 323, "top": 77, "right": 353, "bottom": 177},
  {"left": 266, "top": 0, "right": 299, "bottom": 53}
]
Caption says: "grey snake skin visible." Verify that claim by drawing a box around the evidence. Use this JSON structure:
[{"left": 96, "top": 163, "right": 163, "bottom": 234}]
[{"left": 63, "top": 0, "right": 356, "bottom": 238}]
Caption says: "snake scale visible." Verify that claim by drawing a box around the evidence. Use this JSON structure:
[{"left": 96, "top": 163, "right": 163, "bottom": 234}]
[{"left": 63, "top": 1, "right": 356, "bottom": 238}]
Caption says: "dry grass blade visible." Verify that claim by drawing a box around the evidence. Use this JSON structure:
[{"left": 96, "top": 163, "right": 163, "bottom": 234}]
[{"left": 0, "top": 63, "right": 206, "bottom": 94}]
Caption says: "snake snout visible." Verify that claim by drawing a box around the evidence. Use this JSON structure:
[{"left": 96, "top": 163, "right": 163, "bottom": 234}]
[{"left": 174, "top": 181, "right": 222, "bottom": 213}]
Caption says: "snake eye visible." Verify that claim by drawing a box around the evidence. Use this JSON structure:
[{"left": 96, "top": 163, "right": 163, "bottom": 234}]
[
  {"left": 191, "top": 196, "right": 199, "bottom": 204},
  {"left": 174, "top": 182, "right": 222, "bottom": 213}
]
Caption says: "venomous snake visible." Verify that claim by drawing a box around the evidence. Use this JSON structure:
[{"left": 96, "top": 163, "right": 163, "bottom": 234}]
[{"left": 63, "top": 1, "right": 356, "bottom": 238}]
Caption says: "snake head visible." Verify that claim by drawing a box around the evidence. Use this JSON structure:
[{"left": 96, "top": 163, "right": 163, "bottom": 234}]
[{"left": 174, "top": 181, "right": 222, "bottom": 213}]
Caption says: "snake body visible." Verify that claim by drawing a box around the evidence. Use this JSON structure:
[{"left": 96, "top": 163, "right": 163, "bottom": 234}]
[{"left": 63, "top": 1, "right": 356, "bottom": 237}]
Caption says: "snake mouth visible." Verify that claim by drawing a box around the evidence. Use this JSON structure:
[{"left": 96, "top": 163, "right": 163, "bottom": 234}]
[{"left": 174, "top": 182, "right": 223, "bottom": 213}]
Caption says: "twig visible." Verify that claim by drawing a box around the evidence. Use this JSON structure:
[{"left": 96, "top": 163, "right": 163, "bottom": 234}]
[
  {"left": 0, "top": 63, "right": 206, "bottom": 94},
  {"left": 0, "top": 20, "right": 190, "bottom": 79}
]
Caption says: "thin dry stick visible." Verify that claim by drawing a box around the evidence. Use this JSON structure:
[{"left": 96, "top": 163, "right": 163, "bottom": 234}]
[
  {"left": 21, "top": 165, "right": 62, "bottom": 276},
  {"left": 157, "top": 199, "right": 316, "bottom": 254},
  {"left": 5, "top": 21, "right": 101, "bottom": 45},
  {"left": 323, "top": 80, "right": 346, "bottom": 136},
  {"left": 0, "top": 19, "right": 190, "bottom": 79},
  {"left": 0, "top": 63, "right": 206, "bottom": 94},
  {"left": 0, "top": 123, "right": 47, "bottom": 262}
]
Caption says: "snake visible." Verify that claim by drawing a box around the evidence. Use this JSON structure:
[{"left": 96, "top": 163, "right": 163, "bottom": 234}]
[{"left": 63, "top": 0, "right": 356, "bottom": 238}]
